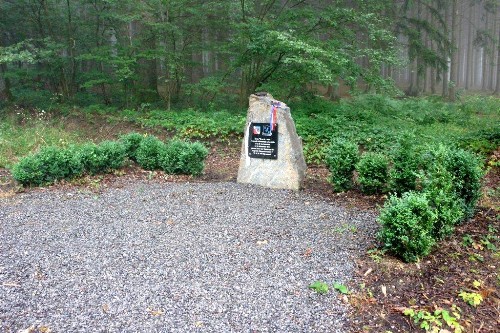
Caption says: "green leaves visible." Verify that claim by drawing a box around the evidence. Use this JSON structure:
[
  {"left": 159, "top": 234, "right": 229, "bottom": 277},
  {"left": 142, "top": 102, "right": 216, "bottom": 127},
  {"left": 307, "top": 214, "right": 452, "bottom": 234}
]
[
  {"left": 308, "top": 281, "right": 329, "bottom": 295},
  {"left": 308, "top": 281, "right": 350, "bottom": 295},
  {"left": 333, "top": 282, "right": 350, "bottom": 295},
  {"left": 402, "top": 305, "right": 464, "bottom": 333},
  {"left": 458, "top": 291, "right": 483, "bottom": 307}
]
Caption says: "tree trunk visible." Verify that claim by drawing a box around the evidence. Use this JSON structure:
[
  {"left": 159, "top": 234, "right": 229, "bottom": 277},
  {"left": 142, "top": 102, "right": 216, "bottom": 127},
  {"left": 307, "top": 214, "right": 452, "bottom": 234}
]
[
  {"left": 489, "top": 6, "right": 498, "bottom": 91},
  {"left": 481, "top": 11, "right": 489, "bottom": 91},
  {"left": 448, "top": 0, "right": 458, "bottom": 101},
  {"left": 495, "top": 18, "right": 500, "bottom": 95},
  {"left": 457, "top": 0, "right": 465, "bottom": 88},
  {"left": 465, "top": 3, "right": 474, "bottom": 90},
  {"left": 0, "top": 63, "right": 13, "bottom": 102},
  {"left": 442, "top": 3, "right": 450, "bottom": 98},
  {"left": 0, "top": 34, "right": 13, "bottom": 102}
]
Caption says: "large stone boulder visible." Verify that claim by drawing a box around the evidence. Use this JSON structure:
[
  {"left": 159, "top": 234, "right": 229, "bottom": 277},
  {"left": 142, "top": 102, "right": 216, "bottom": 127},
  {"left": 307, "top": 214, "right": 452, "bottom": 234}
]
[{"left": 237, "top": 93, "right": 306, "bottom": 190}]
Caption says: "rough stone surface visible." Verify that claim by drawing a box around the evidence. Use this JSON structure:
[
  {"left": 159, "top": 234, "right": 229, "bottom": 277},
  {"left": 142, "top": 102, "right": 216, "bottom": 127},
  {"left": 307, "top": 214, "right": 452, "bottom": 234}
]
[
  {"left": 237, "top": 94, "right": 307, "bottom": 190},
  {"left": 0, "top": 181, "right": 378, "bottom": 333}
]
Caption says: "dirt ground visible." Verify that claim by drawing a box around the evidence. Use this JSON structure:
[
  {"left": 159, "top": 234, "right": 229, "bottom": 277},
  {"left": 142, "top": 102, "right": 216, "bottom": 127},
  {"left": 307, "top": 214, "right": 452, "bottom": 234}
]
[{"left": 0, "top": 119, "right": 498, "bottom": 333}]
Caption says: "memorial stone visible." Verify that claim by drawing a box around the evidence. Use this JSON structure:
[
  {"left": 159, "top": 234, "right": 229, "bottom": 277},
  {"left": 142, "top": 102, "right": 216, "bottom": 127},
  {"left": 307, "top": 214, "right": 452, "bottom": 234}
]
[{"left": 237, "top": 93, "right": 306, "bottom": 190}]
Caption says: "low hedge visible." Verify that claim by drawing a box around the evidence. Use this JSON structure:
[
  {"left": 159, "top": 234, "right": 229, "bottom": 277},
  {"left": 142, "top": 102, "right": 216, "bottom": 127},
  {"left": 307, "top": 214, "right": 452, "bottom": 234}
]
[
  {"left": 377, "top": 191, "right": 437, "bottom": 263},
  {"left": 356, "top": 152, "right": 389, "bottom": 194},
  {"left": 159, "top": 140, "right": 208, "bottom": 176},
  {"left": 12, "top": 133, "right": 208, "bottom": 186},
  {"left": 377, "top": 143, "right": 484, "bottom": 262},
  {"left": 325, "top": 138, "right": 359, "bottom": 192}
]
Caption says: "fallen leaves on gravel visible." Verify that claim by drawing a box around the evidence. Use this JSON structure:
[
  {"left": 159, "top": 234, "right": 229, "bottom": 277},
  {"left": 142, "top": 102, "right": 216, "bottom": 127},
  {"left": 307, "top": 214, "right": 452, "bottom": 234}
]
[
  {"left": 146, "top": 308, "right": 164, "bottom": 316},
  {"left": 18, "top": 326, "right": 35, "bottom": 333}
]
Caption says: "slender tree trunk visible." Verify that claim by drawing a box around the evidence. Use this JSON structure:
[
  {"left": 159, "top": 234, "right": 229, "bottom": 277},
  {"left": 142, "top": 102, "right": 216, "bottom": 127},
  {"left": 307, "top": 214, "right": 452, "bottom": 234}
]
[
  {"left": 0, "top": 34, "right": 13, "bottom": 101},
  {"left": 495, "top": 18, "right": 500, "bottom": 95},
  {"left": 448, "top": 0, "right": 458, "bottom": 101},
  {"left": 442, "top": 3, "right": 450, "bottom": 98},
  {"left": 0, "top": 63, "right": 13, "bottom": 102},
  {"left": 415, "top": 1, "right": 423, "bottom": 95},
  {"left": 482, "top": 11, "right": 489, "bottom": 91},
  {"left": 429, "top": 5, "right": 436, "bottom": 94},
  {"left": 489, "top": 7, "right": 498, "bottom": 91},
  {"left": 466, "top": 3, "right": 475, "bottom": 90},
  {"left": 457, "top": 0, "right": 465, "bottom": 88}
]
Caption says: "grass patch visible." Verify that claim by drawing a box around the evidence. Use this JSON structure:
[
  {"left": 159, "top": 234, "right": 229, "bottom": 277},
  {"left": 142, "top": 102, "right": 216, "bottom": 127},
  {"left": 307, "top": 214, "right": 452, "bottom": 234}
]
[{"left": 0, "top": 115, "right": 82, "bottom": 168}]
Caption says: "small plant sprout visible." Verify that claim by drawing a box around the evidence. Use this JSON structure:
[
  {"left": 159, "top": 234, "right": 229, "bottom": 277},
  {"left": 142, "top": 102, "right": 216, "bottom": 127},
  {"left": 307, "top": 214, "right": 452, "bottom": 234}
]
[
  {"left": 481, "top": 236, "right": 497, "bottom": 251},
  {"left": 458, "top": 291, "right": 483, "bottom": 307},
  {"left": 461, "top": 234, "right": 473, "bottom": 247},
  {"left": 333, "top": 282, "right": 350, "bottom": 294},
  {"left": 472, "top": 280, "right": 481, "bottom": 289},
  {"left": 367, "top": 248, "right": 386, "bottom": 263},
  {"left": 402, "top": 305, "right": 463, "bottom": 333},
  {"left": 308, "top": 281, "right": 329, "bottom": 294}
]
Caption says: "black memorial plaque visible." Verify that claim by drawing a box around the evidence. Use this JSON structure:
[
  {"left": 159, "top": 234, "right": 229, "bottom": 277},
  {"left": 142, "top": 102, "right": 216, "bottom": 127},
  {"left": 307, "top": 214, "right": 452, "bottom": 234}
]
[{"left": 248, "top": 122, "right": 278, "bottom": 159}]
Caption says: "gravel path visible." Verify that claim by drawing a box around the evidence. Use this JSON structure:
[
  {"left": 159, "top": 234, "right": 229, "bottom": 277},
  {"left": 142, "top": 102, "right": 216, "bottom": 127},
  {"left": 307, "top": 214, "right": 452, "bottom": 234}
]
[{"left": 1, "top": 181, "right": 378, "bottom": 333}]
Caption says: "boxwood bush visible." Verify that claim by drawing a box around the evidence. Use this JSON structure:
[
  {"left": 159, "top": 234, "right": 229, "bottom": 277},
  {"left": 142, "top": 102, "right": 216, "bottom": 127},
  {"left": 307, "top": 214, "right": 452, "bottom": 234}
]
[
  {"left": 356, "top": 152, "right": 389, "bottom": 194},
  {"left": 135, "top": 136, "right": 166, "bottom": 170},
  {"left": 377, "top": 191, "right": 437, "bottom": 262},
  {"left": 120, "top": 132, "right": 144, "bottom": 162},
  {"left": 378, "top": 143, "right": 484, "bottom": 261},
  {"left": 12, "top": 146, "right": 83, "bottom": 186},
  {"left": 159, "top": 140, "right": 209, "bottom": 176},
  {"left": 77, "top": 141, "right": 126, "bottom": 175},
  {"left": 325, "top": 138, "right": 359, "bottom": 192},
  {"left": 423, "top": 167, "right": 464, "bottom": 240},
  {"left": 443, "top": 148, "right": 483, "bottom": 219},
  {"left": 11, "top": 134, "right": 209, "bottom": 187},
  {"left": 97, "top": 140, "right": 127, "bottom": 171},
  {"left": 388, "top": 139, "right": 422, "bottom": 195},
  {"left": 421, "top": 144, "right": 483, "bottom": 220}
]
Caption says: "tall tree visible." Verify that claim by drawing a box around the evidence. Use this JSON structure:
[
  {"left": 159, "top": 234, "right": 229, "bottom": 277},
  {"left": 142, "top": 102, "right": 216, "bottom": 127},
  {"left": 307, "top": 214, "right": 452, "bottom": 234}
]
[{"left": 448, "top": 0, "right": 459, "bottom": 101}]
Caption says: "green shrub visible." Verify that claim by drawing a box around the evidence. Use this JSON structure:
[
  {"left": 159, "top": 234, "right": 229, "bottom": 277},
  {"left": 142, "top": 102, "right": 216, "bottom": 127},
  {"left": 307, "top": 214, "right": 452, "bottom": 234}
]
[
  {"left": 77, "top": 141, "right": 126, "bottom": 175},
  {"left": 378, "top": 192, "right": 437, "bottom": 262},
  {"left": 389, "top": 139, "right": 422, "bottom": 195},
  {"left": 135, "top": 135, "right": 166, "bottom": 170},
  {"left": 159, "top": 140, "right": 209, "bottom": 176},
  {"left": 443, "top": 148, "right": 483, "bottom": 219},
  {"left": 325, "top": 138, "right": 359, "bottom": 192},
  {"left": 422, "top": 144, "right": 483, "bottom": 220},
  {"left": 12, "top": 146, "right": 83, "bottom": 186},
  {"left": 96, "top": 140, "right": 127, "bottom": 170},
  {"left": 12, "top": 155, "right": 44, "bottom": 186},
  {"left": 422, "top": 157, "right": 464, "bottom": 240},
  {"left": 120, "top": 132, "right": 145, "bottom": 161},
  {"left": 77, "top": 143, "right": 104, "bottom": 174},
  {"left": 356, "top": 152, "right": 389, "bottom": 194}
]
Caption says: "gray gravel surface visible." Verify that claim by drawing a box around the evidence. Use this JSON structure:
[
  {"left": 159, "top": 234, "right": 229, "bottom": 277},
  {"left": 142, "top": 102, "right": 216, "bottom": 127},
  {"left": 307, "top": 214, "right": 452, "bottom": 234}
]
[{"left": 0, "top": 181, "right": 378, "bottom": 333}]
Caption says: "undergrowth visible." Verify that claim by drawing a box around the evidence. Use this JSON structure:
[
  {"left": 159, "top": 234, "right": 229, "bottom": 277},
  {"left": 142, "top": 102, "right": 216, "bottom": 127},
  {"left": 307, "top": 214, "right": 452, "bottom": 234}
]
[{"left": 2, "top": 95, "right": 498, "bottom": 168}]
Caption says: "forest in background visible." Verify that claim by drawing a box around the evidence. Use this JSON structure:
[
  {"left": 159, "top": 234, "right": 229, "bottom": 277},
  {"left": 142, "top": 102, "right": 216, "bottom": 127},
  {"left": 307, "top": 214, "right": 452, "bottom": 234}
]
[{"left": 0, "top": 0, "right": 499, "bottom": 110}]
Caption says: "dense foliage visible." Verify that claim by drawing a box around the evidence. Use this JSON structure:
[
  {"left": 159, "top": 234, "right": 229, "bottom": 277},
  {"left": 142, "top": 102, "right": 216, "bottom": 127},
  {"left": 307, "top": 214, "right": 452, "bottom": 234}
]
[
  {"left": 159, "top": 140, "right": 208, "bottom": 176},
  {"left": 356, "top": 152, "right": 389, "bottom": 194},
  {"left": 378, "top": 192, "right": 437, "bottom": 263},
  {"left": 120, "top": 133, "right": 145, "bottom": 162},
  {"left": 12, "top": 135, "right": 208, "bottom": 186},
  {"left": 136, "top": 136, "right": 167, "bottom": 171},
  {"left": 325, "top": 138, "right": 359, "bottom": 192},
  {"left": 377, "top": 143, "right": 484, "bottom": 262},
  {"left": 0, "top": 0, "right": 404, "bottom": 108},
  {"left": 78, "top": 141, "right": 127, "bottom": 175}
]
